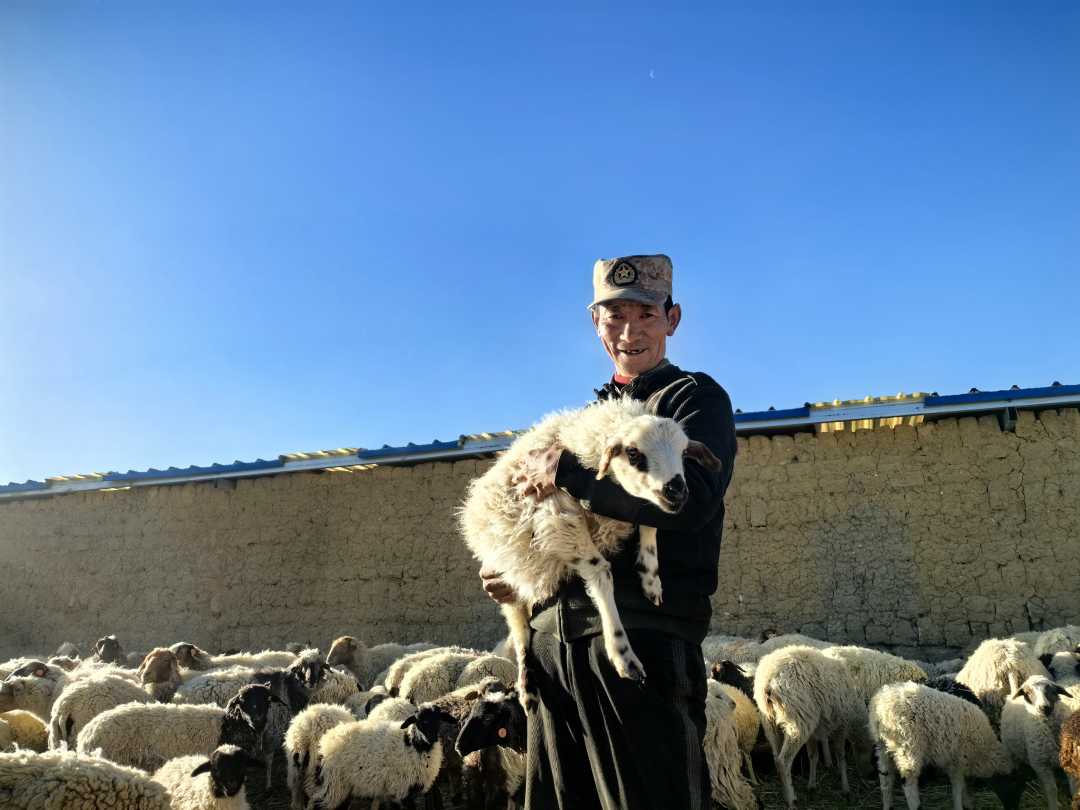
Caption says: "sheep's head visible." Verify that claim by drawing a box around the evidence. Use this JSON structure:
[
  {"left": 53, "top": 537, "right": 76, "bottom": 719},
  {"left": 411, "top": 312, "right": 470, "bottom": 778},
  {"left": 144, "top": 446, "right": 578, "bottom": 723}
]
[
  {"left": 1009, "top": 675, "right": 1070, "bottom": 718},
  {"left": 455, "top": 686, "right": 527, "bottom": 756},
  {"left": 401, "top": 704, "right": 456, "bottom": 753},
  {"left": 227, "top": 684, "right": 282, "bottom": 734},
  {"left": 94, "top": 635, "right": 124, "bottom": 664},
  {"left": 289, "top": 651, "right": 328, "bottom": 690},
  {"left": 191, "top": 744, "right": 263, "bottom": 798},
  {"left": 6, "top": 660, "right": 51, "bottom": 680},
  {"left": 327, "top": 636, "right": 360, "bottom": 668},
  {"left": 595, "top": 415, "right": 720, "bottom": 513},
  {"left": 1040, "top": 651, "right": 1080, "bottom": 683},
  {"left": 711, "top": 660, "right": 748, "bottom": 687},
  {"left": 169, "top": 642, "right": 212, "bottom": 670}
]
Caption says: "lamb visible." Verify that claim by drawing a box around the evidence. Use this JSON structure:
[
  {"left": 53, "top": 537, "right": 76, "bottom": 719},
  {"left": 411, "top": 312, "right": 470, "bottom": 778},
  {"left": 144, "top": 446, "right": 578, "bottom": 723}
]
[
  {"left": 325, "top": 635, "right": 435, "bottom": 689},
  {"left": 174, "top": 666, "right": 258, "bottom": 706},
  {"left": 456, "top": 682, "right": 529, "bottom": 808},
  {"left": 283, "top": 704, "right": 355, "bottom": 810},
  {"left": 869, "top": 681, "right": 1018, "bottom": 810},
  {"left": 460, "top": 396, "right": 722, "bottom": 698},
  {"left": 366, "top": 696, "right": 419, "bottom": 723},
  {"left": 399, "top": 651, "right": 482, "bottom": 704},
  {"left": 217, "top": 684, "right": 281, "bottom": 779},
  {"left": 87, "top": 634, "right": 127, "bottom": 666},
  {"left": 48, "top": 674, "right": 155, "bottom": 748},
  {"left": 705, "top": 680, "right": 759, "bottom": 810},
  {"left": 1043, "top": 651, "right": 1080, "bottom": 688},
  {"left": 308, "top": 666, "right": 359, "bottom": 705},
  {"left": 152, "top": 744, "right": 264, "bottom": 810},
  {"left": 753, "top": 645, "right": 865, "bottom": 808},
  {"left": 137, "top": 647, "right": 184, "bottom": 702},
  {"left": 308, "top": 703, "right": 456, "bottom": 809},
  {"left": 1059, "top": 710, "right": 1080, "bottom": 808},
  {"left": 715, "top": 681, "right": 761, "bottom": 784},
  {"left": 1001, "top": 675, "right": 1077, "bottom": 810},
  {"left": 382, "top": 645, "right": 478, "bottom": 694},
  {"left": 0, "top": 710, "right": 47, "bottom": 752},
  {"left": 956, "top": 637, "right": 1050, "bottom": 725},
  {"left": 454, "top": 653, "right": 517, "bottom": 692},
  {"left": 822, "top": 645, "right": 927, "bottom": 705},
  {"left": 0, "top": 747, "right": 173, "bottom": 809},
  {"left": 77, "top": 683, "right": 275, "bottom": 773},
  {"left": 1034, "top": 626, "right": 1080, "bottom": 658},
  {"left": 168, "top": 642, "right": 301, "bottom": 672}
]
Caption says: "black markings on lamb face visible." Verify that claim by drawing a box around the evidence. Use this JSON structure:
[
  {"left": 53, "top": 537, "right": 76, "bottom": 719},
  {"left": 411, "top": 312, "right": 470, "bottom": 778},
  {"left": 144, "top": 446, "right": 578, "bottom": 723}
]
[{"left": 625, "top": 446, "right": 648, "bottom": 473}]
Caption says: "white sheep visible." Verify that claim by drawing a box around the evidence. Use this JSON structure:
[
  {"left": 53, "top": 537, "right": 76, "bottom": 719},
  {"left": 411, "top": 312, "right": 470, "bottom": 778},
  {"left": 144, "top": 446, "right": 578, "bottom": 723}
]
[
  {"left": 705, "top": 680, "right": 759, "bottom": 810},
  {"left": 822, "top": 645, "right": 928, "bottom": 705},
  {"left": 151, "top": 745, "right": 263, "bottom": 810},
  {"left": 399, "top": 651, "right": 481, "bottom": 705},
  {"left": 753, "top": 645, "right": 864, "bottom": 808},
  {"left": 460, "top": 396, "right": 721, "bottom": 696},
  {"left": 715, "top": 681, "right": 760, "bottom": 784},
  {"left": 0, "top": 674, "right": 65, "bottom": 721},
  {"left": 0, "top": 710, "right": 48, "bottom": 753},
  {"left": 1044, "top": 651, "right": 1080, "bottom": 688},
  {"left": 870, "top": 681, "right": 1017, "bottom": 810},
  {"left": 174, "top": 666, "right": 257, "bottom": 707},
  {"left": 454, "top": 653, "right": 516, "bottom": 692},
  {"left": 283, "top": 704, "right": 355, "bottom": 810},
  {"left": 382, "top": 645, "right": 478, "bottom": 694},
  {"left": 168, "top": 642, "right": 299, "bottom": 672},
  {"left": 701, "top": 634, "right": 758, "bottom": 664},
  {"left": 308, "top": 704, "right": 455, "bottom": 809},
  {"left": 307, "top": 666, "right": 358, "bottom": 706},
  {"left": 0, "top": 747, "right": 173, "bottom": 809},
  {"left": 49, "top": 674, "right": 154, "bottom": 748},
  {"left": 1001, "top": 675, "right": 1077, "bottom": 810},
  {"left": 956, "top": 637, "right": 1050, "bottom": 724},
  {"left": 1034, "top": 626, "right": 1080, "bottom": 658},
  {"left": 77, "top": 701, "right": 225, "bottom": 772},
  {"left": 366, "top": 696, "right": 419, "bottom": 724},
  {"left": 325, "top": 635, "right": 435, "bottom": 689}
]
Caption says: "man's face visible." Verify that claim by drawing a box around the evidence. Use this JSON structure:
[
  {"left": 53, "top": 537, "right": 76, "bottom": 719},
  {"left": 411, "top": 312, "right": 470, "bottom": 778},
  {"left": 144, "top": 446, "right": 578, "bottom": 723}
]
[{"left": 592, "top": 300, "right": 681, "bottom": 378}]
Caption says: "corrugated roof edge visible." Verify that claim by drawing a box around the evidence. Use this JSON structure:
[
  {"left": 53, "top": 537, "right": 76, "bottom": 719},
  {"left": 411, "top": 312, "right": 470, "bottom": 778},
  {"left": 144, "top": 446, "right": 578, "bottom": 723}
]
[{"left": 3, "top": 381, "right": 1078, "bottom": 498}]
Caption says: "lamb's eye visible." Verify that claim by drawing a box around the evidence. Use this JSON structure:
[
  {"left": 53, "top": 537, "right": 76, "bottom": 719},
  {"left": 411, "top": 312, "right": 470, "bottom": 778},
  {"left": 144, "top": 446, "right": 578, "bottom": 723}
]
[
  {"left": 625, "top": 447, "right": 639, "bottom": 462},
  {"left": 625, "top": 447, "right": 648, "bottom": 472}
]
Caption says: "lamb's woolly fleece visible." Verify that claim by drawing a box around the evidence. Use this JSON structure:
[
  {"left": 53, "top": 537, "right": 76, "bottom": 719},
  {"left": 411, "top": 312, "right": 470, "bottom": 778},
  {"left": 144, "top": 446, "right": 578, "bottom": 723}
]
[
  {"left": 284, "top": 704, "right": 355, "bottom": 810},
  {"left": 0, "top": 747, "right": 172, "bottom": 809},
  {"left": 704, "top": 681, "right": 758, "bottom": 810},
  {"left": 308, "top": 667, "right": 358, "bottom": 705},
  {"left": 365, "top": 697, "right": 418, "bottom": 724},
  {"left": 77, "top": 701, "right": 224, "bottom": 772},
  {"left": 1, "top": 711, "right": 47, "bottom": 752},
  {"left": 454, "top": 654, "right": 516, "bottom": 692},
  {"left": 0, "top": 675, "right": 63, "bottom": 721},
  {"left": 399, "top": 652, "right": 480, "bottom": 705},
  {"left": 715, "top": 682, "right": 760, "bottom": 759},
  {"left": 49, "top": 674, "right": 154, "bottom": 748},
  {"left": 174, "top": 667, "right": 257, "bottom": 707},
  {"left": 1001, "top": 676, "right": 1078, "bottom": 787},
  {"left": 956, "top": 638, "right": 1049, "bottom": 722},
  {"left": 821, "top": 645, "right": 927, "bottom": 704},
  {"left": 383, "top": 646, "right": 478, "bottom": 694},
  {"left": 1033, "top": 625, "right": 1080, "bottom": 658},
  {"left": 701, "top": 635, "right": 757, "bottom": 665},
  {"left": 151, "top": 751, "right": 250, "bottom": 810}
]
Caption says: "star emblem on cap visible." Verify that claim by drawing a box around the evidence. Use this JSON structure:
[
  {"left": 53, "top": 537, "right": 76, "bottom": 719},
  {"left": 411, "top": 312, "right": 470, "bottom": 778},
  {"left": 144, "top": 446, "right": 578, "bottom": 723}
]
[{"left": 611, "top": 261, "right": 637, "bottom": 286}]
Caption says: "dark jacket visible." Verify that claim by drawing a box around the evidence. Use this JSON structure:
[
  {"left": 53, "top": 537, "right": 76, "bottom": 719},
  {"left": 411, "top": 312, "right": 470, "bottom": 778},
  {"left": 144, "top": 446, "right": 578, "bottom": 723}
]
[{"left": 529, "top": 360, "right": 737, "bottom": 644}]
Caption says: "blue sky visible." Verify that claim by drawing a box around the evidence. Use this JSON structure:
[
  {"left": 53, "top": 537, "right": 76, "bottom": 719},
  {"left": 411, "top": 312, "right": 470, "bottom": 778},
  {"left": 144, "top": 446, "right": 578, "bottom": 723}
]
[{"left": 1, "top": 2, "right": 1078, "bottom": 484}]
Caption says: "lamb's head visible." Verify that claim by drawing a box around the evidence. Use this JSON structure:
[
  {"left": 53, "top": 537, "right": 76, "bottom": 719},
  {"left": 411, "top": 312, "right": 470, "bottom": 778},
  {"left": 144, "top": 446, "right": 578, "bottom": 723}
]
[
  {"left": 1040, "top": 651, "right": 1080, "bottom": 683},
  {"left": 226, "top": 683, "right": 282, "bottom": 734},
  {"left": 596, "top": 414, "right": 721, "bottom": 513},
  {"left": 1009, "top": 675, "right": 1070, "bottom": 718},
  {"left": 94, "top": 634, "right": 124, "bottom": 664},
  {"left": 326, "top": 636, "right": 360, "bottom": 669},
  {"left": 191, "top": 744, "right": 263, "bottom": 798},
  {"left": 401, "top": 703, "right": 456, "bottom": 753},
  {"left": 169, "top": 642, "right": 212, "bottom": 670},
  {"left": 455, "top": 684, "right": 527, "bottom": 756},
  {"left": 289, "top": 650, "right": 328, "bottom": 690}
]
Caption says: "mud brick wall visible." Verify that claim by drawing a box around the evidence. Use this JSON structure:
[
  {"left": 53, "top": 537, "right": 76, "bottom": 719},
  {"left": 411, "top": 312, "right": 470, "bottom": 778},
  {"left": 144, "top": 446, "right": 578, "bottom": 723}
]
[{"left": 1, "top": 408, "right": 1077, "bottom": 659}]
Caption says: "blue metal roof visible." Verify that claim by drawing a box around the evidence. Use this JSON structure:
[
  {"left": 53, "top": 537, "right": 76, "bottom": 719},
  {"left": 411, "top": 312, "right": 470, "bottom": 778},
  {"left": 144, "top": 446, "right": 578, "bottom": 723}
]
[{"left": 2, "top": 381, "right": 1076, "bottom": 499}]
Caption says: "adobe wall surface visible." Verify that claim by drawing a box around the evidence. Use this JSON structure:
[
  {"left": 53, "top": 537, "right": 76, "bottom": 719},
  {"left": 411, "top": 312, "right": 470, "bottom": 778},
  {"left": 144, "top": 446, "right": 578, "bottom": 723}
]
[{"left": 1, "top": 408, "right": 1077, "bottom": 659}]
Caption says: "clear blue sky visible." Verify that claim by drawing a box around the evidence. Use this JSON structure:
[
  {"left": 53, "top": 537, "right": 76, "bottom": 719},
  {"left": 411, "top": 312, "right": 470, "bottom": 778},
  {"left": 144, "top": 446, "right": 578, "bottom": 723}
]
[{"left": 1, "top": 2, "right": 1078, "bottom": 485}]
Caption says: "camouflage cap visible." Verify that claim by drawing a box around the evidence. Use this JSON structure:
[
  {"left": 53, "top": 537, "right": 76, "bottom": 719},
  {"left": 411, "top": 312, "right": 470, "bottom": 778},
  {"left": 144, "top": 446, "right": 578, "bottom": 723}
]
[{"left": 590, "top": 254, "right": 673, "bottom": 309}]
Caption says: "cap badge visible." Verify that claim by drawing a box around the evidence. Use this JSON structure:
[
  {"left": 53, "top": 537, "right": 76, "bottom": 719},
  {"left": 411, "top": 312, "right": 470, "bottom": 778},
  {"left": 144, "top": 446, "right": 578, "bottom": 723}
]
[{"left": 610, "top": 261, "right": 637, "bottom": 286}]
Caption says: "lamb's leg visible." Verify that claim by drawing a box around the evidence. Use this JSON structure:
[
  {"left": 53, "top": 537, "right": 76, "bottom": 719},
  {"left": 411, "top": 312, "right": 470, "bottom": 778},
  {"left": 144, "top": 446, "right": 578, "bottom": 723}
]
[
  {"left": 902, "top": 775, "right": 921, "bottom": 810},
  {"left": 1036, "top": 767, "right": 1059, "bottom": 810},
  {"left": 820, "top": 737, "right": 832, "bottom": 768},
  {"left": 949, "top": 770, "right": 966, "bottom": 810},
  {"left": 877, "top": 746, "right": 895, "bottom": 810},
  {"left": 761, "top": 716, "right": 781, "bottom": 759},
  {"left": 834, "top": 732, "right": 850, "bottom": 796},
  {"left": 573, "top": 553, "right": 645, "bottom": 681},
  {"left": 807, "top": 735, "right": 820, "bottom": 790},
  {"left": 500, "top": 601, "right": 537, "bottom": 711},
  {"left": 636, "top": 525, "right": 662, "bottom": 607}
]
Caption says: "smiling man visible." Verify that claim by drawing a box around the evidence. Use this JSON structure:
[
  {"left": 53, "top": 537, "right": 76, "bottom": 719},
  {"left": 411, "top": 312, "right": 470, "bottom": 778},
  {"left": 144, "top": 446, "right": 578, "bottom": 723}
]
[{"left": 480, "top": 254, "right": 738, "bottom": 810}]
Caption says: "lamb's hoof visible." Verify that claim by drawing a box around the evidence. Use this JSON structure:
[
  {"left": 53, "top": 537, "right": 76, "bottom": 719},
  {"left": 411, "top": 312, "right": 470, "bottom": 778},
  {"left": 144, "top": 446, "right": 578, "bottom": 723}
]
[
  {"left": 619, "top": 657, "right": 646, "bottom": 683},
  {"left": 646, "top": 589, "right": 663, "bottom": 607}
]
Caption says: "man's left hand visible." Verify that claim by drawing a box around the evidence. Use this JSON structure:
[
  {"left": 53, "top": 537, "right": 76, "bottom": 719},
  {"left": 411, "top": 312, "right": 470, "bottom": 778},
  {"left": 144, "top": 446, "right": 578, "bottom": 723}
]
[{"left": 510, "top": 446, "right": 563, "bottom": 500}]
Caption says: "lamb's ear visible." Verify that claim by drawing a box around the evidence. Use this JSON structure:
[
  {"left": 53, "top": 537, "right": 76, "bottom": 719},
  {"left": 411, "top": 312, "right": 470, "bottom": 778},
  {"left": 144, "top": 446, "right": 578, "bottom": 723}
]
[
  {"left": 190, "top": 760, "right": 212, "bottom": 778},
  {"left": 1039, "top": 653, "right": 1054, "bottom": 670},
  {"left": 1009, "top": 685, "right": 1029, "bottom": 703},
  {"left": 684, "top": 440, "right": 722, "bottom": 471},
  {"left": 596, "top": 442, "right": 622, "bottom": 479},
  {"left": 400, "top": 715, "right": 417, "bottom": 729}
]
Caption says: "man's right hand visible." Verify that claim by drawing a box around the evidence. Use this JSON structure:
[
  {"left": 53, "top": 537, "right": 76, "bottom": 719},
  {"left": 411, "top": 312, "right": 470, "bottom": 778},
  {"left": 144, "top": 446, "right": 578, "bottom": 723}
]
[{"left": 479, "top": 565, "right": 517, "bottom": 605}]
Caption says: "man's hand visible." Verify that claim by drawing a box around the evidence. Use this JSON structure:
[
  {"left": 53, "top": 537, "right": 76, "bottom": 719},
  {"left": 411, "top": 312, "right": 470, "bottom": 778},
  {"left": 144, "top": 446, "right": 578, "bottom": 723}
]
[
  {"left": 510, "top": 446, "right": 563, "bottom": 500},
  {"left": 479, "top": 565, "right": 518, "bottom": 605}
]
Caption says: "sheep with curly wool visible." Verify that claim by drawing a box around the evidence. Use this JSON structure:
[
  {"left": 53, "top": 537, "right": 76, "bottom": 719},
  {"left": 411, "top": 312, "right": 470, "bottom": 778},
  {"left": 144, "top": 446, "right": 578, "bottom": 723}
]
[
  {"left": 753, "top": 645, "right": 865, "bottom": 808},
  {"left": 307, "top": 667, "right": 358, "bottom": 706},
  {"left": 77, "top": 701, "right": 226, "bottom": 772},
  {"left": 1059, "top": 710, "right": 1080, "bottom": 808},
  {"left": 382, "top": 645, "right": 478, "bottom": 694},
  {"left": 1034, "top": 626, "right": 1080, "bottom": 658},
  {"left": 455, "top": 653, "right": 517, "bottom": 692},
  {"left": 0, "top": 674, "right": 65, "bottom": 721},
  {"left": 460, "top": 396, "right": 722, "bottom": 701},
  {"left": 48, "top": 674, "right": 154, "bottom": 748},
  {"left": 822, "top": 645, "right": 927, "bottom": 705},
  {"left": 366, "top": 696, "right": 419, "bottom": 724},
  {"left": 399, "top": 651, "right": 482, "bottom": 705},
  {"left": 957, "top": 638, "right": 1050, "bottom": 726},
  {"left": 174, "top": 666, "right": 258, "bottom": 707},
  {"left": 0, "top": 747, "right": 173, "bottom": 809},
  {"left": 701, "top": 635, "right": 758, "bottom": 665},
  {"left": 869, "top": 681, "right": 1018, "bottom": 810},
  {"left": 283, "top": 704, "right": 355, "bottom": 810},
  {"left": 308, "top": 703, "right": 456, "bottom": 809},
  {"left": 152, "top": 744, "right": 264, "bottom": 810},
  {"left": 705, "top": 680, "right": 759, "bottom": 810},
  {"left": 168, "top": 642, "right": 301, "bottom": 672},
  {"left": 0, "top": 711, "right": 47, "bottom": 752},
  {"left": 1042, "top": 651, "right": 1080, "bottom": 688},
  {"left": 1001, "top": 675, "right": 1077, "bottom": 810},
  {"left": 325, "top": 635, "right": 435, "bottom": 689}
]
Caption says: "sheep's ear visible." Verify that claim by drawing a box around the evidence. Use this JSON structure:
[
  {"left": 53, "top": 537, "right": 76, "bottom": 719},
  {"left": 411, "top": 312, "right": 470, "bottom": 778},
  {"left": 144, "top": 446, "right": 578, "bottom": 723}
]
[
  {"left": 597, "top": 442, "right": 622, "bottom": 479},
  {"left": 400, "top": 715, "right": 417, "bottom": 729},
  {"left": 190, "top": 760, "right": 212, "bottom": 778},
  {"left": 685, "top": 440, "right": 721, "bottom": 471},
  {"left": 1039, "top": 653, "right": 1054, "bottom": 670},
  {"left": 1051, "top": 683, "right": 1071, "bottom": 699}
]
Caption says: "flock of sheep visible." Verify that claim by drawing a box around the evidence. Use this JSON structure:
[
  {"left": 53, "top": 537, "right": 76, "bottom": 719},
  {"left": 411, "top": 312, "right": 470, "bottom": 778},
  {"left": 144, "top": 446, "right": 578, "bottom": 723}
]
[{"left": 2, "top": 625, "right": 1080, "bottom": 809}]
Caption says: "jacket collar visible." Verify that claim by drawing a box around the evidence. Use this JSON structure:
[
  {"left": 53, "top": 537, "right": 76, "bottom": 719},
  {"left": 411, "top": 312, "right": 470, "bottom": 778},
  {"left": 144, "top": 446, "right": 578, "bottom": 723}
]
[{"left": 594, "top": 358, "right": 677, "bottom": 401}]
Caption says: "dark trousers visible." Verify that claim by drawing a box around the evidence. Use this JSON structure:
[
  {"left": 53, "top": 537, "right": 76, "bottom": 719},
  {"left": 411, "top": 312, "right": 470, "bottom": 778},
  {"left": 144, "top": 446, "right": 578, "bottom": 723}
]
[{"left": 524, "top": 626, "right": 711, "bottom": 810}]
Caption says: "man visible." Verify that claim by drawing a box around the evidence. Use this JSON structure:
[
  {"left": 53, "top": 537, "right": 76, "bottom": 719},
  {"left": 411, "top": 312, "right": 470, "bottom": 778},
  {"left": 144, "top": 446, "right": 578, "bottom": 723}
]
[{"left": 480, "top": 254, "right": 737, "bottom": 810}]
